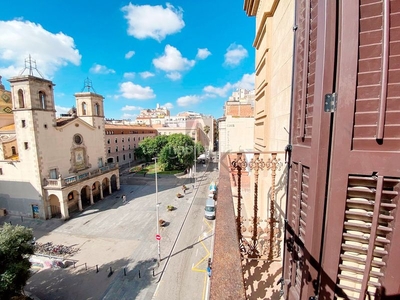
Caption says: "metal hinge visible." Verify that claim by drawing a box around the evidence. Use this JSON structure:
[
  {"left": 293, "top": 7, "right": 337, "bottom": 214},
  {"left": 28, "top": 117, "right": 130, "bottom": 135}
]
[{"left": 324, "top": 93, "right": 337, "bottom": 112}]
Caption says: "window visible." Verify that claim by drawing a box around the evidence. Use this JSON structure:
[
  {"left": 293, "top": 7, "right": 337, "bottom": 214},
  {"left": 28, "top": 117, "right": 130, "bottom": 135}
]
[
  {"left": 129, "top": 153, "right": 132, "bottom": 159},
  {"left": 0, "top": 168, "right": 2, "bottom": 175},
  {"left": 133, "top": 137, "right": 135, "bottom": 141},
  {"left": 116, "top": 156, "right": 119, "bottom": 162},
  {"left": 11, "top": 146, "right": 16, "bottom": 155},
  {"left": 18, "top": 89, "right": 24, "bottom": 108},
  {"left": 44, "top": 124, "right": 47, "bottom": 129},
  {"left": 73, "top": 134, "right": 83, "bottom": 145},
  {"left": 123, "top": 146, "right": 125, "bottom": 151},
  {"left": 128, "top": 138, "right": 130, "bottom": 142},
  {"left": 116, "top": 147, "right": 118, "bottom": 152},
  {"left": 94, "top": 103, "right": 100, "bottom": 116},
  {"left": 22, "top": 120, "right": 26, "bottom": 128},
  {"left": 107, "top": 139, "right": 110, "bottom": 144},
  {"left": 122, "top": 138, "right": 124, "bottom": 143},
  {"left": 123, "top": 154, "right": 126, "bottom": 160},
  {"left": 128, "top": 145, "right": 131, "bottom": 150},
  {"left": 115, "top": 138, "right": 118, "bottom": 143},
  {"left": 39, "top": 91, "right": 46, "bottom": 109},
  {"left": 138, "top": 137, "right": 140, "bottom": 141},
  {"left": 108, "top": 147, "right": 111, "bottom": 154},
  {"left": 24, "top": 142, "right": 28, "bottom": 150},
  {"left": 49, "top": 168, "right": 58, "bottom": 179},
  {"left": 82, "top": 102, "right": 87, "bottom": 115}
]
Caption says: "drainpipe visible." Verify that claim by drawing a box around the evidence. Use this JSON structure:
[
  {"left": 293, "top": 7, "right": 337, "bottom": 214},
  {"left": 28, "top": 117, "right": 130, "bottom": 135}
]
[{"left": 279, "top": 0, "right": 298, "bottom": 296}]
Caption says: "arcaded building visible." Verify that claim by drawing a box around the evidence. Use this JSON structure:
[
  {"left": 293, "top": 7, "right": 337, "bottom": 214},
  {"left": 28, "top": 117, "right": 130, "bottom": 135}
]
[{"left": 0, "top": 73, "right": 119, "bottom": 220}]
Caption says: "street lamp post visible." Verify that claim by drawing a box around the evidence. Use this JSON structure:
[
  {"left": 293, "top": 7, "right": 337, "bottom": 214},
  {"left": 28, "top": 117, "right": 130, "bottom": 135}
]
[{"left": 153, "top": 157, "right": 161, "bottom": 266}]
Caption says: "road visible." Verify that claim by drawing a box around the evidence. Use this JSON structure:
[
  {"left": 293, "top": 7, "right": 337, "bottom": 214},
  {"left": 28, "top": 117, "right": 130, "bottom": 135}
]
[{"left": 153, "top": 162, "right": 217, "bottom": 300}]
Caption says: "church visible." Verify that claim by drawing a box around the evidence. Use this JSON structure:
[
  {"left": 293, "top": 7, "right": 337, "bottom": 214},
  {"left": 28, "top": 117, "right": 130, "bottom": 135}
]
[{"left": 0, "top": 66, "right": 120, "bottom": 220}]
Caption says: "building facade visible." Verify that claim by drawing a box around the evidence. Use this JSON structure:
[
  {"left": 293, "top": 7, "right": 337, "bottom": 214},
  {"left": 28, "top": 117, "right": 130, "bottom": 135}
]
[
  {"left": 0, "top": 74, "right": 119, "bottom": 220},
  {"left": 105, "top": 124, "right": 157, "bottom": 166}
]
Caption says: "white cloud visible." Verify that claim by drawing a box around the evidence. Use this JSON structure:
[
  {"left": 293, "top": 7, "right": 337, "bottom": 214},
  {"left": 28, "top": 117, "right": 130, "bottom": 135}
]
[
  {"left": 224, "top": 43, "right": 248, "bottom": 67},
  {"left": 125, "top": 50, "right": 135, "bottom": 59},
  {"left": 196, "top": 48, "right": 211, "bottom": 60},
  {"left": 122, "top": 3, "right": 184, "bottom": 42},
  {"left": 120, "top": 81, "right": 155, "bottom": 99},
  {"left": 202, "top": 73, "right": 255, "bottom": 98},
  {"left": 90, "top": 64, "right": 115, "bottom": 74},
  {"left": 203, "top": 83, "right": 233, "bottom": 97},
  {"left": 122, "top": 105, "right": 143, "bottom": 111},
  {"left": 123, "top": 72, "right": 135, "bottom": 79},
  {"left": 177, "top": 95, "right": 201, "bottom": 107},
  {"left": 153, "top": 45, "right": 195, "bottom": 72},
  {"left": 166, "top": 72, "right": 181, "bottom": 81},
  {"left": 140, "top": 71, "right": 155, "bottom": 79},
  {"left": 234, "top": 73, "right": 255, "bottom": 90},
  {"left": 163, "top": 102, "right": 174, "bottom": 110},
  {"left": 0, "top": 20, "right": 81, "bottom": 79},
  {"left": 122, "top": 113, "right": 137, "bottom": 120},
  {"left": 55, "top": 105, "right": 71, "bottom": 116}
]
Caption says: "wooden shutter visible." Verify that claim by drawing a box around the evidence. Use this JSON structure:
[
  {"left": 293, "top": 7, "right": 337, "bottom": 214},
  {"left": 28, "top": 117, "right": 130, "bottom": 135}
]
[
  {"left": 283, "top": 0, "right": 336, "bottom": 299},
  {"left": 320, "top": 1, "right": 400, "bottom": 299}
]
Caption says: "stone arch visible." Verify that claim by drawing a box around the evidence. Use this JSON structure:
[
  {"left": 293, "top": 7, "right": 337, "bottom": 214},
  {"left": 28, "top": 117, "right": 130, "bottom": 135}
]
[
  {"left": 80, "top": 185, "right": 91, "bottom": 208},
  {"left": 39, "top": 91, "right": 46, "bottom": 109},
  {"left": 102, "top": 177, "right": 110, "bottom": 197},
  {"left": 67, "top": 190, "right": 80, "bottom": 215},
  {"left": 82, "top": 102, "right": 87, "bottom": 115},
  {"left": 92, "top": 181, "right": 101, "bottom": 202},
  {"left": 18, "top": 89, "right": 24, "bottom": 108},
  {"left": 48, "top": 194, "right": 61, "bottom": 218},
  {"left": 111, "top": 174, "right": 118, "bottom": 192}
]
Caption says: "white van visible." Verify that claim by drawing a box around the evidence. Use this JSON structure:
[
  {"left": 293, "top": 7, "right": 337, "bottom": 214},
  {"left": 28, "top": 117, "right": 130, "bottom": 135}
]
[{"left": 204, "top": 198, "right": 216, "bottom": 220}]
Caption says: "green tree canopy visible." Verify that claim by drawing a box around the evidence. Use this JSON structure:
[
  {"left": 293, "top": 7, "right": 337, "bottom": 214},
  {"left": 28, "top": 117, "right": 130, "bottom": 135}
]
[
  {"left": 159, "top": 134, "right": 195, "bottom": 171},
  {"left": 136, "top": 135, "right": 169, "bottom": 161},
  {"left": 0, "top": 223, "right": 34, "bottom": 299}
]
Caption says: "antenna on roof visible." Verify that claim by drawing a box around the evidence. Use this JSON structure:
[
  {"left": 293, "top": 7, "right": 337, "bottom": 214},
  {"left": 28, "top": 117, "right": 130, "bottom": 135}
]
[
  {"left": 19, "top": 55, "right": 44, "bottom": 78},
  {"left": 82, "top": 77, "right": 96, "bottom": 93}
]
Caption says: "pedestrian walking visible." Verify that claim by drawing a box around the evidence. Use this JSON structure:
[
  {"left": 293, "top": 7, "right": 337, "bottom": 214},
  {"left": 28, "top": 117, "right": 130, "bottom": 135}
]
[{"left": 122, "top": 195, "right": 127, "bottom": 204}]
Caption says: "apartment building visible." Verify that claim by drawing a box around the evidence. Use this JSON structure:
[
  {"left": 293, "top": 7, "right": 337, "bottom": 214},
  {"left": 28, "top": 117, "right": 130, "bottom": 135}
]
[{"left": 105, "top": 124, "right": 157, "bottom": 166}]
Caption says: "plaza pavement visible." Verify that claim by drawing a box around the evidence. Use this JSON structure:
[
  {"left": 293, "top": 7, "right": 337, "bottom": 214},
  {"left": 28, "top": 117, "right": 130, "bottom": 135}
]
[{"left": 0, "top": 168, "right": 208, "bottom": 300}]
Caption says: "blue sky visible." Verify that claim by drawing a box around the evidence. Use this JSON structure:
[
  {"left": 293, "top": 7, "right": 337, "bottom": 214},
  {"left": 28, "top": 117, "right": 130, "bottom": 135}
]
[{"left": 0, "top": 1, "right": 255, "bottom": 120}]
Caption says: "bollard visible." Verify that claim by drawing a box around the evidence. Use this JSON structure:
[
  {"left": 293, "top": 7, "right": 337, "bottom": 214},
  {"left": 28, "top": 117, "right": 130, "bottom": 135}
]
[
  {"left": 153, "top": 269, "right": 155, "bottom": 277},
  {"left": 85, "top": 263, "right": 87, "bottom": 270},
  {"left": 139, "top": 270, "right": 141, "bottom": 278},
  {"left": 73, "top": 262, "right": 76, "bottom": 268},
  {"left": 108, "top": 266, "right": 113, "bottom": 277},
  {"left": 96, "top": 265, "right": 99, "bottom": 273},
  {"left": 124, "top": 268, "right": 126, "bottom": 276}
]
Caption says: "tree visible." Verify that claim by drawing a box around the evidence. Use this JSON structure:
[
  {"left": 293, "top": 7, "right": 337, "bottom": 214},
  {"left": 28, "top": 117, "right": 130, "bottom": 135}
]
[
  {"left": 0, "top": 223, "right": 34, "bottom": 299},
  {"left": 159, "top": 134, "right": 195, "bottom": 171},
  {"left": 136, "top": 135, "right": 169, "bottom": 161}
]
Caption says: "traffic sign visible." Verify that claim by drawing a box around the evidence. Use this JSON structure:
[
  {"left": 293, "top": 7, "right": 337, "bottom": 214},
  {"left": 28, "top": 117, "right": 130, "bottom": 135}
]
[{"left": 156, "top": 234, "right": 161, "bottom": 240}]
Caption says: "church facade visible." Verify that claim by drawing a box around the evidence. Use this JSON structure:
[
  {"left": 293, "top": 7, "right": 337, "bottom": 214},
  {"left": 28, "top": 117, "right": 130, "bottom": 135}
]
[{"left": 0, "top": 74, "right": 120, "bottom": 220}]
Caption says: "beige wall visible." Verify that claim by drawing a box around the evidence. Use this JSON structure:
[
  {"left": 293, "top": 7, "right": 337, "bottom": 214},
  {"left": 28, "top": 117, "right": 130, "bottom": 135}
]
[
  {"left": 245, "top": 0, "right": 294, "bottom": 241},
  {"left": 219, "top": 116, "right": 255, "bottom": 153}
]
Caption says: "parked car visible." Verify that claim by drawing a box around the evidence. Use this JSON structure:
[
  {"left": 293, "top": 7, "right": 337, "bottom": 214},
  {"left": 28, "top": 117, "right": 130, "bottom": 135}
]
[{"left": 204, "top": 198, "right": 216, "bottom": 220}]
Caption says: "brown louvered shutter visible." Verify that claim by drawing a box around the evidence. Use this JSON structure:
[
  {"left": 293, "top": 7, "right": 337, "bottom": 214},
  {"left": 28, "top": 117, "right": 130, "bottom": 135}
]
[
  {"left": 320, "top": 1, "right": 400, "bottom": 299},
  {"left": 283, "top": 0, "right": 336, "bottom": 299}
]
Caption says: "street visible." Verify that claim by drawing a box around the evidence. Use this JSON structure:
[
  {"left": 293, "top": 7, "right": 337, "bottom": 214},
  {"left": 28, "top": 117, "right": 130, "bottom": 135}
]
[{"left": 3, "top": 160, "right": 218, "bottom": 300}]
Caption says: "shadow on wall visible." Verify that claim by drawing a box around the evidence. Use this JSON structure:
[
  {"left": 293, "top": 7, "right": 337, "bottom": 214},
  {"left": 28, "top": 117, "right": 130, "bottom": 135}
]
[{"left": 242, "top": 259, "right": 282, "bottom": 300}]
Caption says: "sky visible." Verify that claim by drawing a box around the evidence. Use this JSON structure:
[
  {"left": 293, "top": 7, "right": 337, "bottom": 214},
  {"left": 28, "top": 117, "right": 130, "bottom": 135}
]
[{"left": 0, "top": 1, "right": 255, "bottom": 120}]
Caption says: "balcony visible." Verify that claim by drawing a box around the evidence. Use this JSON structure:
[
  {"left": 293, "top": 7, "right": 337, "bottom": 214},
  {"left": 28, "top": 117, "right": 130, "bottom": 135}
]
[
  {"left": 210, "top": 151, "right": 286, "bottom": 299},
  {"left": 44, "top": 163, "right": 119, "bottom": 189}
]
